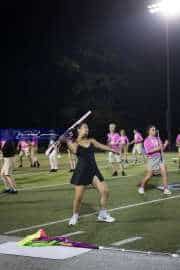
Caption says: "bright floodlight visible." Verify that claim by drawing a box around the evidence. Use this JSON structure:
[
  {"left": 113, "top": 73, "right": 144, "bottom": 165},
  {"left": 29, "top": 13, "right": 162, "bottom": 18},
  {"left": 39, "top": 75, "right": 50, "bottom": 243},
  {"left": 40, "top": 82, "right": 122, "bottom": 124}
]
[{"left": 148, "top": 0, "right": 180, "bottom": 17}]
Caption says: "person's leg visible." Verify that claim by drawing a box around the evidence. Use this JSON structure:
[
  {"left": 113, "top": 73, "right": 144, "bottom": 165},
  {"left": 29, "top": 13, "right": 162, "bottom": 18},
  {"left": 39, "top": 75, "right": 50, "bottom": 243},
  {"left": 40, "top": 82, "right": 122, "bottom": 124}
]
[
  {"left": 1, "top": 158, "right": 17, "bottom": 193},
  {"left": 19, "top": 151, "right": 23, "bottom": 167},
  {"left": 112, "top": 162, "right": 119, "bottom": 176},
  {"left": 93, "top": 177, "right": 115, "bottom": 222},
  {"left": 132, "top": 145, "right": 138, "bottom": 164},
  {"left": 138, "top": 166, "right": 152, "bottom": 194},
  {"left": 69, "top": 185, "right": 86, "bottom": 225},
  {"left": 93, "top": 178, "right": 109, "bottom": 209},
  {"left": 159, "top": 163, "right": 171, "bottom": 195},
  {"left": 71, "top": 155, "right": 77, "bottom": 170},
  {"left": 5, "top": 175, "right": 16, "bottom": 189},
  {"left": 68, "top": 151, "right": 75, "bottom": 171},
  {"left": 54, "top": 153, "right": 58, "bottom": 170},
  {"left": 27, "top": 152, "right": 33, "bottom": 167},
  {"left": 72, "top": 186, "right": 86, "bottom": 214},
  {"left": 109, "top": 152, "right": 118, "bottom": 176},
  {"left": 49, "top": 154, "right": 54, "bottom": 171},
  {"left": 140, "top": 170, "right": 152, "bottom": 187},
  {"left": 1, "top": 173, "right": 10, "bottom": 191},
  {"left": 124, "top": 145, "right": 128, "bottom": 162}
]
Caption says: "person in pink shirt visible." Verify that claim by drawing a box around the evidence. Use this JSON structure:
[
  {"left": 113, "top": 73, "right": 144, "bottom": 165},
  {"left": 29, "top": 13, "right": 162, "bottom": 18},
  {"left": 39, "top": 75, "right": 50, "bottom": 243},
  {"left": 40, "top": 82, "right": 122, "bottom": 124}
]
[
  {"left": 107, "top": 123, "right": 125, "bottom": 176},
  {"left": 176, "top": 132, "right": 180, "bottom": 169},
  {"left": 119, "top": 129, "right": 129, "bottom": 163},
  {"left": 138, "top": 125, "right": 171, "bottom": 195},
  {"left": 30, "top": 136, "right": 40, "bottom": 168},
  {"left": 17, "top": 138, "right": 32, "bottom": 167},
  {"left": 130, "top": 129, "right": 145, "bottom": 164}
]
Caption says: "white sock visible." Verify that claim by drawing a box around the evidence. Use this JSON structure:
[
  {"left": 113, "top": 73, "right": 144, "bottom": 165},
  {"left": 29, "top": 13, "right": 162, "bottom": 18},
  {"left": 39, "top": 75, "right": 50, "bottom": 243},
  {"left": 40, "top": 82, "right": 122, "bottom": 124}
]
[
  {"left": 99, "top": 209, "right": 107, "bottom": 217},
  {"left": 73, "top": 213, "right": 79, "bottom": 219}
]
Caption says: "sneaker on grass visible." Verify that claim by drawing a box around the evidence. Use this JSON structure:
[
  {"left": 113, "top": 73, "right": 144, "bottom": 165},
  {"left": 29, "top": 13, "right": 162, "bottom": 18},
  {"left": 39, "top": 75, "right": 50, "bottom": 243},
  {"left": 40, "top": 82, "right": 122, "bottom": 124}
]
[
  {"left": 138, "top": 187, "right": 145, "bottom": 194},
  {"left": 163, "top": 188, "right": 172, "bottom": 195},
  {"left": 68, "top": 214, "right": 79, "bottom": 226},
  {"left": 97, "top": 213, "right": 115, "bottom": 223}
]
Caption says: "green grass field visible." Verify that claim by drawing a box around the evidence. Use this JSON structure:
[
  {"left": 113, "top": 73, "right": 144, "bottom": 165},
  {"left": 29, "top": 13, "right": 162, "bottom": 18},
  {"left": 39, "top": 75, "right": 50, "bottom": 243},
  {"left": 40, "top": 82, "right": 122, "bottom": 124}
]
[{"left": 0, "top": 153, "right": 180, "bottom": 253}]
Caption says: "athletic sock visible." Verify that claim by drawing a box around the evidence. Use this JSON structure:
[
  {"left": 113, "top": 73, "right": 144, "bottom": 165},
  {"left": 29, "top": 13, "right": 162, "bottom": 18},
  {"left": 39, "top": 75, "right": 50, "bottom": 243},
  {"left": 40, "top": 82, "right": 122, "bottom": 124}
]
[
  {"left": 99, "top": 209, "right": 107, "bottom": 217},
  {"left": 73, "top": 213, "right": 79, "bottom": 219}
]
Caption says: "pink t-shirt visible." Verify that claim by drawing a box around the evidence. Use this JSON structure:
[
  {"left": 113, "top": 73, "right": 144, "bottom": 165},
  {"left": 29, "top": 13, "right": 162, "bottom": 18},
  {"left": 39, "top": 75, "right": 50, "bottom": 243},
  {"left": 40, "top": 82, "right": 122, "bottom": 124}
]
[
  {"left": 144, "top": 136, "right": 161, "bottom": 158},
  {"left": 176, "top": 134, "right": 180, "bottom": 145},
  {"left": 119, "top": 135, "right": 129, "bottom": 145},
  {"left": 107, "top": 132, "right": 121, "bottom": 151},
  {"left": 134, "top": 132, "right": 143, "bottom": 144},
  {"left": 31, "top": 140, "right": 38, "bottom": 147},
  {"left": 0, "top": 140, "right": 6, "bottom": 149},
  {"left": 19, "top": 140, "right": 30, "bottom": 150}
]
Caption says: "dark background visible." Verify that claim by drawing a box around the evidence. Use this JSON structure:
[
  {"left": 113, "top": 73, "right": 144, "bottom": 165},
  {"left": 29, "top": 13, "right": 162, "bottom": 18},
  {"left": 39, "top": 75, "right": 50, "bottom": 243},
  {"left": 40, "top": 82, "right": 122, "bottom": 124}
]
[{"left": 3, "top": 0, "right": 180, "bottom": 141}]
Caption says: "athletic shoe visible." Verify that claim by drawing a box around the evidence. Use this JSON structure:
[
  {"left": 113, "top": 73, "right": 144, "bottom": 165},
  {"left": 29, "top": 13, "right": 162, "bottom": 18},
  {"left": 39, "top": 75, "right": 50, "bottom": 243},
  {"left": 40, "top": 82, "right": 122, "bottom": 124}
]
[
  {"left": 138, "top": 187, "right": 145, "bottom": 194},
  {"left": 163, "top": 188, "right": 172, "bottom": 195},
  {"left": 9, "top": 189, "right": 18, "bottom": 194},
  {"left": 49, "top": 169, "right": 56, "bottom": 172},
  {"left": 18, "top": 165, "right": 22, "bottom": 168},
  {"left": 1, "top": 189, "right": 11, "bottom": 193},
  {"left": 68, "top": 214, "right": 79, "bottom": 226},
  {"left": 122, "top": 171, "right": 126, "bottom": 176},
  {"left": 112, "top": 171, "right": 118, "bottom": 177},
  {"left": 97, "top": 213, "right": 115, "bottom": 223},
  {"left": 69, "top": 169, "right": 75, "bottom": 172}
]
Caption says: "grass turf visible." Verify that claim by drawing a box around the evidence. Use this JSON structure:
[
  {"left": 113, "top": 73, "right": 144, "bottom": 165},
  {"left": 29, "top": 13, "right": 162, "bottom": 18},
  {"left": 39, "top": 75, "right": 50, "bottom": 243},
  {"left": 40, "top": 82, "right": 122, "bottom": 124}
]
[{"left": 0, "top": 153, "right": 180, "bottom": 253}]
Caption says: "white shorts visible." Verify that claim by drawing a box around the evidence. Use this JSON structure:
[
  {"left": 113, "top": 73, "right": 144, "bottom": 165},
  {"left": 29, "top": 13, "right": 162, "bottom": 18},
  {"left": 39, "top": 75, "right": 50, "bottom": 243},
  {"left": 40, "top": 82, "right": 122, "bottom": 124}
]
[
  {"left": 19, "top": 149, "right": 30, "bottom": 157},
  {"left": 1, "top": 157, "right": 14, "bottom": 176},
  {"left": 132, "top": 143, "right": 143, "bottom": 155},
  {"left": 108, "top": 152, "right": 121, "bottom": 163}
]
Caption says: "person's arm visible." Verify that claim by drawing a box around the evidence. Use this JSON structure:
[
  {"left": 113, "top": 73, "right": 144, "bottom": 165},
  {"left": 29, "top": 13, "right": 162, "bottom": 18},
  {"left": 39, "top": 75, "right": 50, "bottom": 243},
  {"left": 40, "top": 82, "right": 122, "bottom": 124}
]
[
  {"left": 145, "top": 142, "right": 166, "bottom": 155},
  {"left": 176, "top": 137, "right": 180, "bottom": 147},
  {"left": 91, "top": 138, "right": 118, "bottom": 153},
  {"left": 67, "top": 141, "right": 78, "bottom": 154},
  {"left": 163, "top": 140, "right": 168, "bottom": 150},
  {"left": 17, "top": 142, "right": 20, "bottom": 151}
]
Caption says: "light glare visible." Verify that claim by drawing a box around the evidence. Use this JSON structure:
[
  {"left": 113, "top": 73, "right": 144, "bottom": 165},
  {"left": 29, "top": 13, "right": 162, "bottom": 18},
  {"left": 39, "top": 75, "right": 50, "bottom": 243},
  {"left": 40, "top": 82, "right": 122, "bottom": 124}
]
[{"left": 148, "top": 0, "right": 180, "bottom": 17}]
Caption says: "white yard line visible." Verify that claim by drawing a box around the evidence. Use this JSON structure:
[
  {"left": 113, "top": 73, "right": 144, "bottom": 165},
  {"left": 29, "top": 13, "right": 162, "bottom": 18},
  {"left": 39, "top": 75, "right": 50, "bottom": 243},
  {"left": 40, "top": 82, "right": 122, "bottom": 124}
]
[
  {"left": 4, "top": 194, "right": 180, "bottom": 235},
  {"left": 111, "top": 236, "right": 143, "bottom": 246},
  {"left": 61, "top": 231, "right": 85, "bottom": 237},
  {"left": 18, "top": 183, "right": 69, "bottom": 191}
]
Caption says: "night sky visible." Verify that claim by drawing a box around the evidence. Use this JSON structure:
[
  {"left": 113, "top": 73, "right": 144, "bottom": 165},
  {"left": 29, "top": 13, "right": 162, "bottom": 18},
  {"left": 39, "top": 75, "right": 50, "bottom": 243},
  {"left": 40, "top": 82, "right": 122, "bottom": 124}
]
[{"left": 4, "top": 0, "right": 180, "bottom": 141}]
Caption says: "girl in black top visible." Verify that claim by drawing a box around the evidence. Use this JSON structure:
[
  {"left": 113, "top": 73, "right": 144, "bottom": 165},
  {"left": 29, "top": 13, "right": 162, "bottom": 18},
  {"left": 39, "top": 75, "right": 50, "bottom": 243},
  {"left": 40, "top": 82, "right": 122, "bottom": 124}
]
[{"left": 64, "top": 123, "right": 118, "bottom": 226}]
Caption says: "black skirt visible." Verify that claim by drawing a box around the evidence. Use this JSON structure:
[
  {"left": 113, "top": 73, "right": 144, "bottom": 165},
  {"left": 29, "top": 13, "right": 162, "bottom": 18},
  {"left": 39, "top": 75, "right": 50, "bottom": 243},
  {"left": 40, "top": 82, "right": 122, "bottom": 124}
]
[{"left": 70, "top": 144, "right": 104, "bottom": 186}]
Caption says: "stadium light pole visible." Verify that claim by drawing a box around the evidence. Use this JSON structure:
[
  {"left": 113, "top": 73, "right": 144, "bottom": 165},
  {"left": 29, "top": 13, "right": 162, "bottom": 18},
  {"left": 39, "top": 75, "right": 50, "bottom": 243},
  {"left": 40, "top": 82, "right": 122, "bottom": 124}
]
[{"left": 148, "top": 0, "right": 180, "bottom": 149}]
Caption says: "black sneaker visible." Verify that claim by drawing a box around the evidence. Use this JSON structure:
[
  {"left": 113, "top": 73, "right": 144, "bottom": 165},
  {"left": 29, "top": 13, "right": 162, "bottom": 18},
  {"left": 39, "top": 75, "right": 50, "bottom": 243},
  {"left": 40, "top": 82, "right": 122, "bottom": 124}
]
[
  {"left": 112, "top": 171, "right": 118, "bottom": 177},
  {"left": 122, "top": 171, "right": 126, "bottom": 176},
  {"left": 18, "top": 165, "right": 22, "bottom": 168},
  {"left": 37, "top": 161, "right": 40, "bottom": 168},
  {"left": 1, "top": 189, "right": 11, "bottom": 193},
  {"left": 9, "top": 189, "right": 18, "bottom": 194}
]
